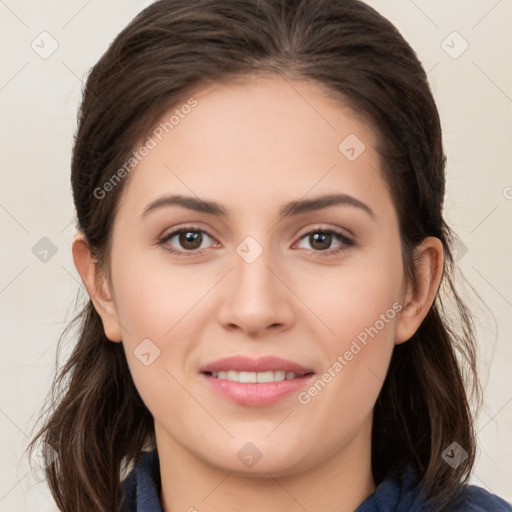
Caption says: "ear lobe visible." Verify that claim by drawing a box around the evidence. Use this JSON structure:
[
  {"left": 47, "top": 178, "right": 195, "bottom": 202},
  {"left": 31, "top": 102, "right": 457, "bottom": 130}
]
[
  {"left": 72, "top": 231, "right": 123, "bottom": 342},
  {"left": 395, "top": 237, "right": 444, "bottom": 345}
]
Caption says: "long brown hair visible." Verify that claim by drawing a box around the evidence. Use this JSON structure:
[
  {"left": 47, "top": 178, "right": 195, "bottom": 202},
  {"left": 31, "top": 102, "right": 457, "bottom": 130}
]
[{"left": 27, "top": 0, "right": 481, "bottom": 510}]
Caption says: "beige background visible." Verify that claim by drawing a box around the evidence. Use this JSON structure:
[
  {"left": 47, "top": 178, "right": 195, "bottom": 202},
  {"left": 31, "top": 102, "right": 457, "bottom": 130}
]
[{"left": 0, "top": 0, "right": 511, "bottom": 509}]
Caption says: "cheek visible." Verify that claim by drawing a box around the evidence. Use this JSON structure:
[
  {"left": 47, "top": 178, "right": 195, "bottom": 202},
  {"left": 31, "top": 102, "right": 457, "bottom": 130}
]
[
  {"left": 110, "top": 249, "right": 214, "bottom": 411},
  {"left": 306, "top": 245, "right": 404, "bottom": 346},
  {"left": 111, "top": 245, "right": 215, "bottom": 339},
  {"left": 315, "top": 283, "right": 399, "bottom": 406},
  {"left": 297, "top": 292, "right": 400, "bottom": 448},
  {"left": 297, "top": 244, "right": 403, "bottom": 412}
]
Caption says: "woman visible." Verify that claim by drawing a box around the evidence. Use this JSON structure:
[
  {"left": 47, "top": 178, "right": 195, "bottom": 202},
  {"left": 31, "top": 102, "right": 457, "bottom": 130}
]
[{"left": 28, "top": 0, "right": 511, "bottom": 511}]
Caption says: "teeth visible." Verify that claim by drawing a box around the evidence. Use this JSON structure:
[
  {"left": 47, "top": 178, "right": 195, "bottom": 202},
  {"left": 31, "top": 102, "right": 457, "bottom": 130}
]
[
  {"left": 227, "top": 370, "right": 238, "bottom": 381},
  {"left": 210, "top": 370, "right": 298, "bottom": 382},
  {"left": 257, "top": 371, "right": 277, "bottom": 383},
  {"left": 239, "top": 371, "right": 257, "bottom": 383}
]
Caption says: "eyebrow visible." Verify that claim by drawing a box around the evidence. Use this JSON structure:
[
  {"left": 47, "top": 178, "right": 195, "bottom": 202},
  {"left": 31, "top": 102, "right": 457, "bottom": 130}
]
[{"left": 140, "top": 193, "right": 375, "bottom": 220}]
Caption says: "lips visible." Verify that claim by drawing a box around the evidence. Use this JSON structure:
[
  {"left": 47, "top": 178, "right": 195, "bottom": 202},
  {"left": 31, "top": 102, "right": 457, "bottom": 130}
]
[
  {"left": 200, "top": 355, "right": 314, "bottom": 375},
  {"left": 200, "top": 356, "right": 315, "bottom": 406}
]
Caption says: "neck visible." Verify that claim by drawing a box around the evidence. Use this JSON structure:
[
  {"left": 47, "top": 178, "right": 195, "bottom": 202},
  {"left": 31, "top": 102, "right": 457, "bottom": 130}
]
[{"left": 157, "top": 421, "right": 376, "bottom": 512}]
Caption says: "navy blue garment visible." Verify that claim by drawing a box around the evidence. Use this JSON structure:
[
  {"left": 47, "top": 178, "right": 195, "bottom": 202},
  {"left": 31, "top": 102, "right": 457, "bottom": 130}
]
[{"left": 120, "top": 450, "right": 511, "bottom": 512}]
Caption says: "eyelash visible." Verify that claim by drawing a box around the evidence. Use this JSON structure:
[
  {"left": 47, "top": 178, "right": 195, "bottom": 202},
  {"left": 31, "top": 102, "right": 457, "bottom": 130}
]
[{"left": 158, "top": 225, "right": 355, "bottom": 258}]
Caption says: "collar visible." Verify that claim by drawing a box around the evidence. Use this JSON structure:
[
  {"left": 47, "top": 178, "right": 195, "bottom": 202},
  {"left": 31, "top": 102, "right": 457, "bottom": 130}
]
[{"left": 120, "top": 450, "right": 511, "bottom": 512}]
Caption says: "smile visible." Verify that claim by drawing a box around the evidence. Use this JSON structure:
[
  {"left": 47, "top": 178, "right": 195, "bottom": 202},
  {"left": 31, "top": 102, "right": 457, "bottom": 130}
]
[
  {"left": 206, "top": 370, "right": 309, "bottom": 382},
  {"left": 200, "top": 355, "right": 316, "bottom": 406}
]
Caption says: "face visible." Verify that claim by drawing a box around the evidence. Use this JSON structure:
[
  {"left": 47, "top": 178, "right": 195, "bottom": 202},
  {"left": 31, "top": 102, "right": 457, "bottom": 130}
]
[{"left": 93, "top": 75, "right": 412, "bottom": 476}]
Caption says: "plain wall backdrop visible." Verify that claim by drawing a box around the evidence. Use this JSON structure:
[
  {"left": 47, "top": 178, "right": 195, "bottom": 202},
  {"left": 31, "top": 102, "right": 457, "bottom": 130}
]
[{"left": 0, "top": 0, "right": 511, "bottom": 510}]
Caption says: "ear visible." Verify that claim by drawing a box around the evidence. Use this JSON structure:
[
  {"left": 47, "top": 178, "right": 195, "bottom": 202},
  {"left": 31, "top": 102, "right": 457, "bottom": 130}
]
[
  {"left": 395, "top": 237, "right": 444, "bottom": 345},
  {"left": 72, "top": 231, "right": 123, "bottom": 342}
]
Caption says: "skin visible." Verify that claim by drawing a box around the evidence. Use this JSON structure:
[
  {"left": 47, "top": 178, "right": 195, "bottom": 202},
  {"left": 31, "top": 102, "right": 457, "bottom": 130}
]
[{"left": 73, "top": 74, "right": 443, "bottom": 512}]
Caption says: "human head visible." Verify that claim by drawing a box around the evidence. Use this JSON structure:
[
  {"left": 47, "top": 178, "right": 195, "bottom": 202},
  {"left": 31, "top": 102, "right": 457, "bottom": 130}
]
[{"left": 29, "top": 1, "right": 479, "bottom": 511}]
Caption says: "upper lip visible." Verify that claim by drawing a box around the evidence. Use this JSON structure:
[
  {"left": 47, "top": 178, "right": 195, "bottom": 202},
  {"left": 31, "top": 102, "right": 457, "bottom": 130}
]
[{"left": 200, "top": 356, "right": 314, "bottom": 375}]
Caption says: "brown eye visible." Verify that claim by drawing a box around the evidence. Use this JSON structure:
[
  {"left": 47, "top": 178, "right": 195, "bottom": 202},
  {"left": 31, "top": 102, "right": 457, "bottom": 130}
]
[
  {"left": 178, "top": 230, "right": 203, "bottom": 250},
  {"left": 295, "top": 228, "right": 355, "bottom": 257},
  {"left": 308, "top": 232, "right": 333, "bottom": 251},
  {"left": 159, "top": 227, "right": 218, "bottom": 256}
]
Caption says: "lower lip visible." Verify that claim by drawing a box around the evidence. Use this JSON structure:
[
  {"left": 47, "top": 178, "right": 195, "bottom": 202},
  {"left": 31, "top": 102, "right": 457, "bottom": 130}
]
[{"left": 201, "top": 373, "right": 315, "bottom": 406}]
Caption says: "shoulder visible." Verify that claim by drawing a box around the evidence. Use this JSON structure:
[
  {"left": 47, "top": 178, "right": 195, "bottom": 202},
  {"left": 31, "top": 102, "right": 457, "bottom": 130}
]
[
  {"left": 356, "top": 467, "right": 511, "bottom": 512},
  {"left": 120, "top": 450, "right": 163, "bottom": 512},
  {"left": 448, "top": 484, "right": 511, "bottom": 511}
]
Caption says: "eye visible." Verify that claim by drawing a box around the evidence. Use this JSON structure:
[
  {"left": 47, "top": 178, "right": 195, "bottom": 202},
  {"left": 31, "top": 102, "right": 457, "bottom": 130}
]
[
  {"left": 158, "top": 226, "right": 218, "bottom": 257},
  {"left": 294, "top": 228, "right": 355, "bottom": 257},
  {"left": 158, "top": 225, "right": 355, "bottom": 258}
]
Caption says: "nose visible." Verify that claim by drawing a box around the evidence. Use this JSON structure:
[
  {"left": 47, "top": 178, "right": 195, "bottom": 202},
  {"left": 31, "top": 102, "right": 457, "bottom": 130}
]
[{"left": 216, "top": 245, "right": 296, "bottom": 336}]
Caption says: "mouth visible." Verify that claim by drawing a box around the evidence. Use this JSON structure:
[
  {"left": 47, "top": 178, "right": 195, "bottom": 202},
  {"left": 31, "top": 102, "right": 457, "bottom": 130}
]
[
  {"left": 202, "top": 370, "right": 314, "bottom": 382},
  {"left": 200, "top": 356, "right": 316, "bottom": 406}
]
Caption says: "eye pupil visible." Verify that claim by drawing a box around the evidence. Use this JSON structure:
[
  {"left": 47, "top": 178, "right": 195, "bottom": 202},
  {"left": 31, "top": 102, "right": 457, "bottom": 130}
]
[
  {"left": 180, "top": 230, "right": 202, "bottom": 249},
  {"left": 310, "top": 232, "right": 331, "bottom": 250}
]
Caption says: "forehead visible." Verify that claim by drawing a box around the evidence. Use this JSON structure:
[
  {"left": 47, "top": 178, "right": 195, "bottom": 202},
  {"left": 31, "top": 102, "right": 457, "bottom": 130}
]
[{"left": 116, "top": 75, "right": 391, "bottom": 220}]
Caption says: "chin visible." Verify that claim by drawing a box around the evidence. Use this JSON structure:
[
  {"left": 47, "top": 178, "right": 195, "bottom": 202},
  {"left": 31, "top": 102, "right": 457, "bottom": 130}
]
[{"left": 202, "top": 440, "right": 315, "bottom": 478}]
